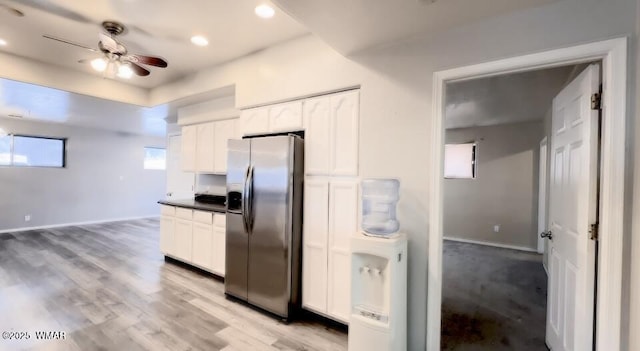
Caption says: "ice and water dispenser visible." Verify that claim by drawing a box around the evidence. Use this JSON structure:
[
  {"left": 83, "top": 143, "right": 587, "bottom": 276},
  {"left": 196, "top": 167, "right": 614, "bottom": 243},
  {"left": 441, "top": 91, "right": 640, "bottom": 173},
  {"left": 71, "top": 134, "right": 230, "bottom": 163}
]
[{"left": 349, "top": 179, "right": 407, "bottom": 351}]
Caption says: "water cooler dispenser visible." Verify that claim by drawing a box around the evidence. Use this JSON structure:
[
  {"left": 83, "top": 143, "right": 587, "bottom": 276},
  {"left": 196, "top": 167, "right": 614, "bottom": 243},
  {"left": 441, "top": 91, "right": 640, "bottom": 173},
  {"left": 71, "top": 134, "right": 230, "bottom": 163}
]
[
  {"left": 349, "top": 233, "right": 407, "bottom": 351},
  {"left": 349, "top": 179, "right": 407, "bottom": 351}
]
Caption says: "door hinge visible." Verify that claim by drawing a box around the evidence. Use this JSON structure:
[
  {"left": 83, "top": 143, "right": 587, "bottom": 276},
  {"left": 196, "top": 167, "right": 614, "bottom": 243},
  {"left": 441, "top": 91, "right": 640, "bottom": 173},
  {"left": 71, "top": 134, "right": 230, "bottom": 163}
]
[
  {"left": 591, "top": 93, "right": 601, "bottom": 110},
  {"left": 589, "top": 222, "right": 599, "bottom": 241}
]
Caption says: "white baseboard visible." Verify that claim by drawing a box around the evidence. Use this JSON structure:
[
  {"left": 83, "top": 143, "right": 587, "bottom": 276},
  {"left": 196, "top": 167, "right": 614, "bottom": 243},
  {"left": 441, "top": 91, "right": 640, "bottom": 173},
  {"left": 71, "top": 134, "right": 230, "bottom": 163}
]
[
  {"left": 0, "top": 215, "right": 160, "bottom": 234},
  {"left": 444, "top": 236, "right": 539, "bottom": 253}
]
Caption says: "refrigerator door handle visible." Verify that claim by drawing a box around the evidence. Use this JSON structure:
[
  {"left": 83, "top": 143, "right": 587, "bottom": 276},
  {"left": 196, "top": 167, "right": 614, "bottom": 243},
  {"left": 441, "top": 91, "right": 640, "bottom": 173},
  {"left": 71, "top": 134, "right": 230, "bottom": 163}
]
[
  {"left": 247, "top": 165, "right": 255, "bottom": 233},
  {"left": 242, "top": 165, "right": 251, "bottom": 234}
]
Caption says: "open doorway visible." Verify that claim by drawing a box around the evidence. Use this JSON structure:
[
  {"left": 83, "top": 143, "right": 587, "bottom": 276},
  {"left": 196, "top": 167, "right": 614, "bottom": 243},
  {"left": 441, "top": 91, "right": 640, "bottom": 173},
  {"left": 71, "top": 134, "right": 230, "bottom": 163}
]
[
  {"left": 427, "top": 38, "right": 627, "bottom": 351},
  {"left": 439, "top": 61, "right": 601, "bottom": 350}
]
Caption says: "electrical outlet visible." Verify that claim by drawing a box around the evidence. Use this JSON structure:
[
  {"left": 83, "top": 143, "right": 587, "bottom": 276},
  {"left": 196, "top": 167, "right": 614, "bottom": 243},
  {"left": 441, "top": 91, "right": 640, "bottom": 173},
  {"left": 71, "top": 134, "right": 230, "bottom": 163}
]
[
  {"left": 24, "top": 215, "right": 31, "bottom": 222},
  {"left": 494, "top": 225, "right": 500, "bottom": 233}
]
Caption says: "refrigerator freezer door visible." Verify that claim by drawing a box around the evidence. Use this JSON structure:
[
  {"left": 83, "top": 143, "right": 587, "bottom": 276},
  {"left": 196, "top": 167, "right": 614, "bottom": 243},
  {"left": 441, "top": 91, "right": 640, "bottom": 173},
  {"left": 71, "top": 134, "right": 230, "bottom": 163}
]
[
  {"left": 225, "top": 139, "right": 251, "bottom": 301},
  {"left": 247, "top": 136, "right": 295, "bottom": 316}
]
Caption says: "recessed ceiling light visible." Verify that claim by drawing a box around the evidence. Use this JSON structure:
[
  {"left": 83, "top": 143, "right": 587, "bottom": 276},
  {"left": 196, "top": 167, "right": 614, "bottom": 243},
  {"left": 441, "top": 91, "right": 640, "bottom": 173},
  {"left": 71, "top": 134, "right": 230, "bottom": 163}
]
[
  {"left": 190, "top": 35, "right": 209, "bottom": 47},
  {"left": 0, "top": 38, "right": 7, "bottom": 46},
  {"left": 255, "top": 4, "right": 275, "bottom": 19}
]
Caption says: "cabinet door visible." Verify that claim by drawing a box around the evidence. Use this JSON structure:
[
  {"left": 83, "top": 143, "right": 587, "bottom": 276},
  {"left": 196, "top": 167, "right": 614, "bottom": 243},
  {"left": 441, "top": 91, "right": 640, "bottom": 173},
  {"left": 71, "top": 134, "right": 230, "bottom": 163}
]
[
  {"left": 160, "top": 215, "right": 175, "bottom": 256},
  {"left": 196, "top": 122, "right": 215, "bottom": 173},
  {"left": 213, "top": 119, "right": 239, "bottom": 174},
  {"left": 192, "top": 222, "right": 213, "bottom": 270},
  {"left": 240, "top": 107, "right": 269, "bottom": 136},
  {"left": 174, "top": 219, "right": 193, "bottom": 262},
  {"left": 330, "top": 91, "right": 359, "bottom": 176},
  {"left": 303, "top": 96, "right": 331, "bottom": 175},
  {"left": 302, "top": 177, "right": 330, "bottom": 314},
  {"left": 212, "top": 224, "right": 226, "bottom": 276},
  {"left": 181, "top": 125, "right": 198, "bottom": 172},
  {"left": 327, "top": 178, "right": 359, "bottom": 323},
  {"left": 269, "top": 101, "right": 303, "bottom": 132}
]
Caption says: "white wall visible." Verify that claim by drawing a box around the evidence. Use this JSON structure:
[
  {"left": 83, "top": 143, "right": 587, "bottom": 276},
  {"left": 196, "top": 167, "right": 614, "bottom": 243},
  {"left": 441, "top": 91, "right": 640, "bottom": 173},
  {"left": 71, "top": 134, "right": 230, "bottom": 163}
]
[
  {"left": 443, "top": 121, "right": 544, "bottom": 250},
  {"left": 0, "top": 118, "right": 166, "bottom": 232}
]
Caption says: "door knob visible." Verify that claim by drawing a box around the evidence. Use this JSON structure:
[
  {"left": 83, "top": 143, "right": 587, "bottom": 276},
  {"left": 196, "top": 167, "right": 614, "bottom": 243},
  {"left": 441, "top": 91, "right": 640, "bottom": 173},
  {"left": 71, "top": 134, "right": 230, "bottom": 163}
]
[{"left": 540, "top": 230, "right": 553, "bottom": 240}]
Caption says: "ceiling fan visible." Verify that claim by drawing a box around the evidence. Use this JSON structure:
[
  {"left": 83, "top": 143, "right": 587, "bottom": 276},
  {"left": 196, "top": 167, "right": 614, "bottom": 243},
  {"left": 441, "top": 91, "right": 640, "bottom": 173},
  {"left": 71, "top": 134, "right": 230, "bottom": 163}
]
[{"left": 43, "top": 21, "right": 168, "bottom": 79}]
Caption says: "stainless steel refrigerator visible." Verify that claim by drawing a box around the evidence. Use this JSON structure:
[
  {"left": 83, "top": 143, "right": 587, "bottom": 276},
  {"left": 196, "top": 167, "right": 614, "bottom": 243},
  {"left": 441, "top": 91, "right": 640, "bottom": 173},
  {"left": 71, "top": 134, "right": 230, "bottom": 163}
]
[{"left": 225, "top": 134, "right": 303, "bottom": 319}]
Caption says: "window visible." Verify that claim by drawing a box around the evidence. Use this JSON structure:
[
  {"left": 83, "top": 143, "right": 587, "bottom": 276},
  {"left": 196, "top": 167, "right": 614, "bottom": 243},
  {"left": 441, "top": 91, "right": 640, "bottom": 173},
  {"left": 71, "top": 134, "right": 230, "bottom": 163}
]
[
  {"left": 444, "top": 143, "right": 476, "bottom": 179},
  {"left": 144, "top": 147, "right": 166, "bottom": 170},
  {"left": 0, "top": 134, "right": 65, "bottom": 168}
]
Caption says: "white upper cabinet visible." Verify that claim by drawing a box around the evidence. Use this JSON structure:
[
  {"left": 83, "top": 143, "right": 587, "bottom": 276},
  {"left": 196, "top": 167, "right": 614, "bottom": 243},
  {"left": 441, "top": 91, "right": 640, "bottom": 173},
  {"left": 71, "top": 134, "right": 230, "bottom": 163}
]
[
  {"left": 181, "top": 118, "right": 238, "bottom": 175},
  {"left": 240, "top": 107, "right": 269, "bottom": 136},
  {"left": 196, "top": 122, "right": 215, "bottom": 173},
  {"left": 269, "top": 101, "right": 303, "bottom": 132},
  {"left": 330, "top": 90, "right": 359, "bottom": 176},
  {"left": 181, "top": 124, "right": 198, "bottom": 172},
  {"left": 303, "top": 96, "right": 332, "bottom": 175},
  {"left": 213, "top": 119, "right": 238, "bottom": 174},
  {"left": 303, "top": 90, "right": 360, "bottom": 176}
]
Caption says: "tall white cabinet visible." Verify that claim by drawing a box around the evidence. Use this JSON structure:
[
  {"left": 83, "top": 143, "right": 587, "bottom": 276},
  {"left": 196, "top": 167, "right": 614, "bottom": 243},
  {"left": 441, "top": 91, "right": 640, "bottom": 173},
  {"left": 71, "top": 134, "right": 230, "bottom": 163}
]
[
  {"left": 300, "top": 90, "right": 360, "bottom": 324},
  {"left": 303, "top": 176, "right": 359, "bottom": 323}
]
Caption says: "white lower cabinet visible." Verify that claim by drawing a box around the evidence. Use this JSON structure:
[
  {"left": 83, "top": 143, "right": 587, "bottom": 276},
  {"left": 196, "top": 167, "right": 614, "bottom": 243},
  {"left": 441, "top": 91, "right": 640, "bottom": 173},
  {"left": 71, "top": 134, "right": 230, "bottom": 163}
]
[
  {"left": 302, "top": 176, "right": 359, "bottom": 324},
  {"left": 160, "top": 206, "right": 226, "bottom": 277},
  {"left": 174, "top": 218, "right": 194, "bottom": 262},
  {"left": 160, "top": 215, "right": 176, "bottom": 256},
  {"left": 212, "top": 220, "right": 226, "bottom": 276},
  {"left": 192, "top": 222, "right": 213, "bottom": 269}
]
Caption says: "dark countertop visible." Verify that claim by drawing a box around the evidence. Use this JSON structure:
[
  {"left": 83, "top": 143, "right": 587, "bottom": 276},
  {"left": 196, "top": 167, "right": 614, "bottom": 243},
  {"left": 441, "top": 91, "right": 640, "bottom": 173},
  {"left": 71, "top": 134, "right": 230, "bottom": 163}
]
[{"left": 158, "top": 199, "right": 226, "bottom": 213}]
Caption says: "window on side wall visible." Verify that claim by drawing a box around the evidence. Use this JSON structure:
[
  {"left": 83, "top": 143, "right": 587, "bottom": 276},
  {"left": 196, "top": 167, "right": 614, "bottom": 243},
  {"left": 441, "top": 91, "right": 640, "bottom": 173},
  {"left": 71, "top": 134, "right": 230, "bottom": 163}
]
[
  {"left": 144, "top": 147, "right": 166, "bottom": 170},
  {"left": 0, "top": 134, "right": 66, "bottom": 168},
  {"left": 444, "top": 142, "right": 476, "bottom": 179}
]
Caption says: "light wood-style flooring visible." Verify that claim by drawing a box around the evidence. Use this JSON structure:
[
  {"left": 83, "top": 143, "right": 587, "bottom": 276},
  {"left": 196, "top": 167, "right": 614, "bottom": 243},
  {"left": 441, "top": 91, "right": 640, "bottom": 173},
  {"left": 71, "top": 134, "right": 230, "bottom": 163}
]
[{"left": 0, "top": 218, "right": 347, "bottom": 351}]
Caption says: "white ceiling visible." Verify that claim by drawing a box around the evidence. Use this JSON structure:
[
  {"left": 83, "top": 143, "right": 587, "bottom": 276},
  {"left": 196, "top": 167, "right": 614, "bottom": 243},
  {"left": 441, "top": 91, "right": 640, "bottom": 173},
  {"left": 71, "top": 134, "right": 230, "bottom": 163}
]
[
  {"left": 272, "top": 0, "right": 559, "bottom": 54},
  {"left": 0, "top": 0, "right": 307, "bottom": 88},
  {"left": 445, "top": 64, "right": 585, "bottom": 129}
]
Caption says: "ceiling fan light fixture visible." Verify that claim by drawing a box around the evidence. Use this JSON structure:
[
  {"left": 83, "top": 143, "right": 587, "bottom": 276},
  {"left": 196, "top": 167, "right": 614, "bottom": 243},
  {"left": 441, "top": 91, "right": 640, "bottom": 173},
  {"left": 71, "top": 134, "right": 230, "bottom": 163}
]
[
  {"left": 255, "top": 4, "right": 275, "bottom": 19},
  {"left": 117, "top": 62, "right": 134, "bottom": 79},
  {"left": 90, "top": 58, "right": 107, "bottom": 72},
  {"left": 190, "top": 35, "right": 209, "bottom": 47}
]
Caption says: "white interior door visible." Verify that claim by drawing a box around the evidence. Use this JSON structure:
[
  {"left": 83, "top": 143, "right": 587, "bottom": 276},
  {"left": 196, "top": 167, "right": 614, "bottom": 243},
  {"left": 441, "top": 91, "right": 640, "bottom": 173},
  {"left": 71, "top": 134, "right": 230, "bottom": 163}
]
[
  {"left": 546, "top": 64, "right": 600, "bottom": 351},
  {"left": 167, "top": 135, "right": 195, "bottom": 199},
  {"left": 538, "top": 137, "right": 548, "bottom": 256}
]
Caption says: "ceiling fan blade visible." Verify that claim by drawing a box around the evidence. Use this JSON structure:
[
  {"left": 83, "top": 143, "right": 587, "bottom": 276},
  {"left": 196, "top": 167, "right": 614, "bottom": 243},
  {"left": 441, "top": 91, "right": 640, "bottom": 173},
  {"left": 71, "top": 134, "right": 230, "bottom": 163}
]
[
  {"left": 127, "top": 54, "right": 168, "bottom": 68},
  {"left": 13, "top": 0, "right": 93, "bottom": 23},
  {"left": 43, "top": 35, "right": 97, "bottom": 52},
  {"left": 98, "top": 32, "right": 118, "bottom": 52},
  {"left": 0, "top": 4, "right": 25, "bottom": 17},
  {"left": 129, "top": 62, "right": 150, "bottom": 76}
]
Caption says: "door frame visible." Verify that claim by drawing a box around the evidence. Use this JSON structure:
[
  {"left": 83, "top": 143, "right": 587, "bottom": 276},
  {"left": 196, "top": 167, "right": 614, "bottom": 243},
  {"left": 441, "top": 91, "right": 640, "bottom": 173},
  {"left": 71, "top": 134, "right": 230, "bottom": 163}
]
[
  {"left": 427, "top": 37, "right": 627, "bottom": 351},
  {"left": 538, "top": 136, "right": 548, "bottom": 255}
]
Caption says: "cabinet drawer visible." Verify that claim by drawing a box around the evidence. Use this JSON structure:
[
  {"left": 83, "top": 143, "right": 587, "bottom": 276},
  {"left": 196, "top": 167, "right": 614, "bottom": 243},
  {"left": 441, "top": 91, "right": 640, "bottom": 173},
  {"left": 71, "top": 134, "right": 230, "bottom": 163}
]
[
  {"left": 175, "top": 207, "right": 193, "bottom": 220},
  {"left": 193, "top": 210, "right": 213, "bottom": 225},
  {"left": 213, "top": 213, "right": 226, "bottom": 227},
  {"left": 161, "top": 205, "right": 175, "bottom": 216}
]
